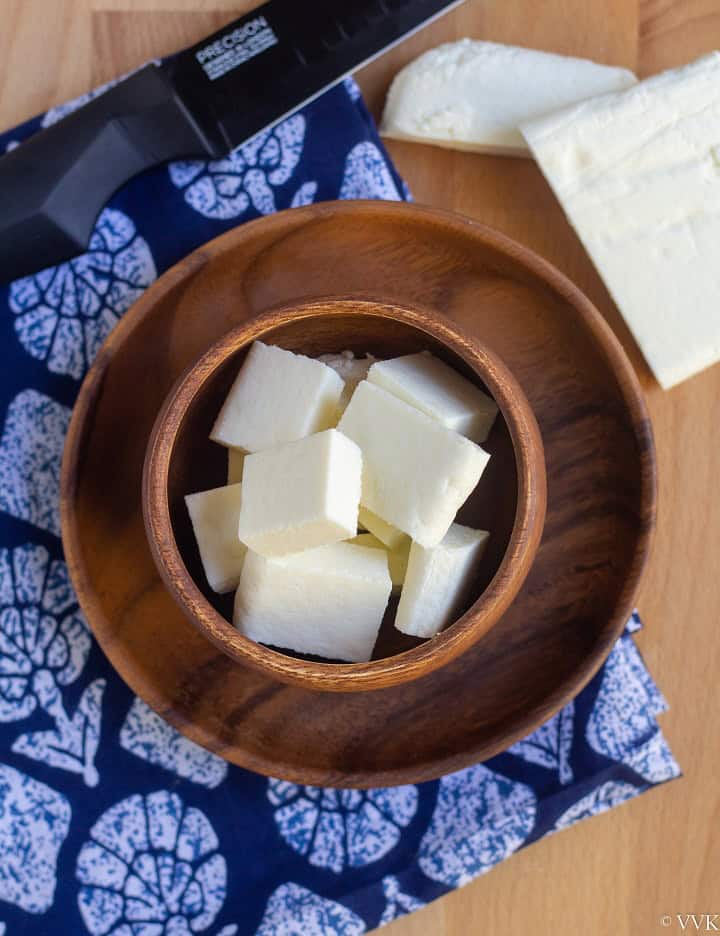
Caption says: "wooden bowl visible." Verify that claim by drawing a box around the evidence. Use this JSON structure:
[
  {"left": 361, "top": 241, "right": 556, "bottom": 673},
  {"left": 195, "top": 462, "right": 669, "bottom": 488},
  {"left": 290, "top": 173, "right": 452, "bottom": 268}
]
[
  {"left": 60, "top": 200, "right": 655, "bottom": 785},
  {"left": 142, "top": 298, "right": 546, "bottom": 692}
]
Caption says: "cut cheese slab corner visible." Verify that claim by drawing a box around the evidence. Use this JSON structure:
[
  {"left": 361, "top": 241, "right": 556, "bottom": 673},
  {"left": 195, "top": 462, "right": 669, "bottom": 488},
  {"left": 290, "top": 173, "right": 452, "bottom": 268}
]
[
  {"left": 395, "top": 523, "right": 489, "bottom": 638},
  {"left": 357, "top": 506, "right": 409, "bottom": 551},
  {"left": 521, "top": 51, "right": 720, "bottom": 389},
  {"left": 380, "top": 38, "right": 636, "bottom": 157},
  {"left": 368, "top": 352, "right": 498, "bottom": 443},
  {"left": 238, "top": 429, "right": 361, "bottom": 557},
  {"left": 234, "top": 543, "right": 392, "bottom": 662},
  {"left": 184, "top": 482, "right": 246, "bottom": 594},
  {"left": 227, "top": 448, "right": 244, "bottom": 485},
  {"left": 339, "top": 381, "right": 489, "bottom": 547},
  {"left": 348, "top": 532, "right": 410, "bottom": 592},
  {"left": 211, "top": 341, "right": 343, "bottom": 452}
]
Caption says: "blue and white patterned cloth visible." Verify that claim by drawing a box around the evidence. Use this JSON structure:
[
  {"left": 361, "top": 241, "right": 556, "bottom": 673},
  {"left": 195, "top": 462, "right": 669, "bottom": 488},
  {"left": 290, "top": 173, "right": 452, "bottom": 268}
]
[{"left": 0, "top": 71, "right": 679, "bottom": 936}]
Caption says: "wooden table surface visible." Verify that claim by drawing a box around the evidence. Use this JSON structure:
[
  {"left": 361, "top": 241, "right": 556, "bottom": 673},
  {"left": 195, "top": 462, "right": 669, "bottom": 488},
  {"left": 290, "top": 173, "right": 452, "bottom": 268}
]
[{"left": 2, "top": 1, "right": 718, "bottom": 933}]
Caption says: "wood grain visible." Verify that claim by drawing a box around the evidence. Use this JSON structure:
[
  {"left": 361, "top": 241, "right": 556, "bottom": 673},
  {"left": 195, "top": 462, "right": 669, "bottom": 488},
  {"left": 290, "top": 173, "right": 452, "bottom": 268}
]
[
  {"left": 60, "top": 201, "right": 652, "bottom": 786},
  {"left": 3, "top": 0, "right": 720, "bottom": 932},
  {"left": 140, "top": 296, "right": 547, "bottom": 692}
]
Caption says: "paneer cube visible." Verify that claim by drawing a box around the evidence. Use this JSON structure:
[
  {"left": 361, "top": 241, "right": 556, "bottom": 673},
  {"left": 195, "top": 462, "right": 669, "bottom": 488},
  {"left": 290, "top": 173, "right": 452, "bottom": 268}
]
[
  {"left": 234, "top": 543, "right": 392, "bottom": 662},
  {"left": 227, "top": 448, "right": 244, "bottom": 485},
  {"left": 395, "top": 523, "right": 489, "bottom": 638},
  {"left": 368, "top": 352, "right": 498, "bottom": 443},
  {"left": 184, "top": 482, "right": 246, "bottom": 594},
  {"left": 357, "top": 506, "right": 409, "bottom": 551},
  {"left": 338, "top": 381, "right": 489, "bottom": 547},
  {"left": 211, "top": 341, "right": 343, "bottom": 452},
  {"left": 347, "top": 532, "right": 410, "bottom": 592},
  {"left": 238, "top": 429, "right": 361, "bottom": 556}
]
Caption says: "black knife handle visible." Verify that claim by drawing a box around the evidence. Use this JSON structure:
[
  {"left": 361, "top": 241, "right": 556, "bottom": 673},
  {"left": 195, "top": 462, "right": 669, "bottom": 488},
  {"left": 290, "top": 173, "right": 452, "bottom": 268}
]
[{"left": 0, "top": 65, "right": 220, "bottom": 283}]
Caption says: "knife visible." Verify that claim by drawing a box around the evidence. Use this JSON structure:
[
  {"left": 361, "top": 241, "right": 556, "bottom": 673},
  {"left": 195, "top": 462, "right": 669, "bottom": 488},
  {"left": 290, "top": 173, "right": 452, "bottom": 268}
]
[{"left": 0, "top": 0, "right": 464, "bottom": 283}]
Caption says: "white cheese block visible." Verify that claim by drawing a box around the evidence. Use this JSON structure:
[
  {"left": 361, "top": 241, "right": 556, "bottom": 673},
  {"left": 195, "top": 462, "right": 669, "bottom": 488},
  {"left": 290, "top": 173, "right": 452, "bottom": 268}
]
[
  {"left": 184, "top": 483, "right": 246, "bottom": 594},
  {"left": 357, "top": 506, "right": 409, "bottom": 551},
  {"left": 338, "top": 381, "right": 489, "bottom": 547},
  {"left": 380, "top": 39, "right": 636, "bottom": 157},
  {"left": 227, "top": 449, "right": 244, "bottom": 485},
  {"left": 368, "top": 352, "right": 498, "bottom": 443},
  {"left": 521, "top": 52, "right": 720, "bottom": 389},
  {"left": 348, "top": 532, "right": 410, "bottom": 592},
  {"left": 317, "top": 351, "right": 376, "bottom": 414},
  {"left": 395, "top": 523, "right": 489, "bottom": 638},
  {"left": 211, "top": 341, "right": 343, "bottom": 451},
  {"left": 238, "top": 429, "right": 361, "bottom": 557},
  {"left": 234, "top": 543, "right": 392, "bottom": 662}
]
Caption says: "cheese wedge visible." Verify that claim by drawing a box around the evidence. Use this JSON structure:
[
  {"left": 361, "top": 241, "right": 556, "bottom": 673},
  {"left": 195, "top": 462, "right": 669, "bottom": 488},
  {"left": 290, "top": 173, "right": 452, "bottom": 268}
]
[
  {"left": 395, "top": 523, "right": 489, "bottom": 638},
  {"left": 238, "top": 429, "right": 361, "bottom": 557},
  {"left": 227, "top": 448, "right": 244, "bottom": 485},
  {"left": 347, "top": 532, "right": 410, "bottom": 592},
  {"left": 357, "top": 506, "right": 409, "bottom": 551},
  {"left": 368, "top": 352, "right": 498, "bottom": 443},
  {"left": 338, "top": 381, "right": 489, "bottom": 547},
  {"left": 234, "top": 543, "right": 392, "bottom": 662},
  {"left": 522, "top": 52, "right": 720, "bottom": 388},
  {"left": 381, "top": 39, "right": 636, "bottom": 157},
  {"left": 211, "top": 341, "right": 343, "bottom": 452},
  {"left": 184, "top": 482, "right": 246, "bottom": 594}
]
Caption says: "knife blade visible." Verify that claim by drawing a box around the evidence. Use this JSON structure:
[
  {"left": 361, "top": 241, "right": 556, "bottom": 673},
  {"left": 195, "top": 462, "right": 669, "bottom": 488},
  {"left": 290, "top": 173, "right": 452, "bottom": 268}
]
[{"left": 0, "top": 0, "right": 464, "bottom": 283}]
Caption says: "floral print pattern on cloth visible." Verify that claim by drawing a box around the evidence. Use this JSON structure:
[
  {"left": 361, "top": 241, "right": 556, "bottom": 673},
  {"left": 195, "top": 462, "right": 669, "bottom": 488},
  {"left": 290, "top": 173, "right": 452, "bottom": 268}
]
[
  {"left": 378, "top": 877, "right": 425, "bottom": 926},
  {"left": 0, "top": 763, "right": 71, "bottom": 913},
  {"left": 586, "top": 636, "right": 681, "bottom": 785},
  {"left": 0, "top": 544, "right": 104, "bottom": 786},
  {"left": 508, "top": 701, "right": 575, "bottom": 784},
  {"left": 169, "top": 116, "right": 309, "bottom": 220},
  {"left": 268, "top": 781, "right": 418, "bottom": 873},
  {"left": 255, "top": 884, "right": 365, "bottom": 936},
  {"left": 339, "top": 142, "right": 402, "bottom": 200},
  {"left": 554, "top": 781, "right": 641, "bottom": 830},
  {"left": 76, "top": 791, "right": 227, "bottom": 936},
  {"left": 120, "top": 697, "right": 228, "bottom": 789},
  {"left": 0, "top": 62, "right": 678, "bottom": 936},
  {"left": 0, "top": 390, "right": 70, "bottom": 537},
  {"left": 418, "top": 765, "right": 537, "bottom": 887},
  {"left": 8, "top": 209, "right": 156, "bottom": 380}
]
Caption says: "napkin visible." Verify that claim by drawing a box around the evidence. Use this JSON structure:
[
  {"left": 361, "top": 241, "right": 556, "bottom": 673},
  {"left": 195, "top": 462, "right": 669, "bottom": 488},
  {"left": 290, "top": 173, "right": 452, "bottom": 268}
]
[{"left": 0, "top": 71, "right": 679, "bottom": 936}]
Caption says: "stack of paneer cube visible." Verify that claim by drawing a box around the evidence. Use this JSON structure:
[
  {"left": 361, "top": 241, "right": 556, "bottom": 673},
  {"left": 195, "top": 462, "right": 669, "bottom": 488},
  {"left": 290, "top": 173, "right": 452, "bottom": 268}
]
[{"left": 185, "top": 341, "right": 498, "bottom": 662}]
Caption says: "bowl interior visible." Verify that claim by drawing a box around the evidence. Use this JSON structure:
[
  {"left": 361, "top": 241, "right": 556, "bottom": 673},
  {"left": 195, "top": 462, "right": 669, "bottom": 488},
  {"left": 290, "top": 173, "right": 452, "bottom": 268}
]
[{"left": 166, "top": 311, "right": 519, "bottom": 664}]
